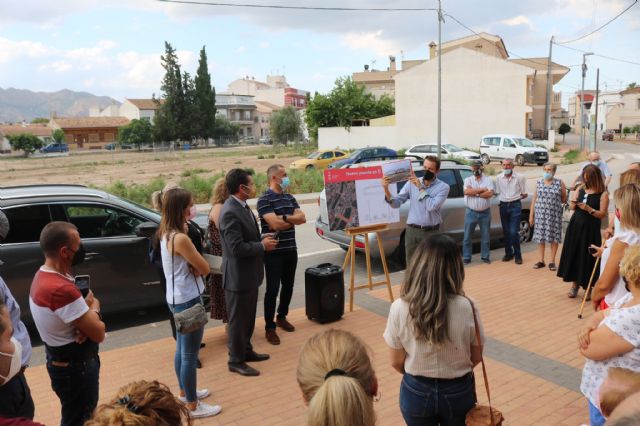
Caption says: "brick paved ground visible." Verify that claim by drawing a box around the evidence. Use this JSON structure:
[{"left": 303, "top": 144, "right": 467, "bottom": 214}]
[{"left": 25, "top": 246, "right": 592, "bottom": 425}]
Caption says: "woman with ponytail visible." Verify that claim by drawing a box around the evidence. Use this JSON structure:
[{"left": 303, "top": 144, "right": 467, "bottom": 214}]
[{"left": 297, "top": 329, "right": 378, "bottom": 426}]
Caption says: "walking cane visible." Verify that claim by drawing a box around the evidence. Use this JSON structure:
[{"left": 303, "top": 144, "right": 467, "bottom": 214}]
[{"left": 578, "top": 254, "right": 602, "bottom": 319}]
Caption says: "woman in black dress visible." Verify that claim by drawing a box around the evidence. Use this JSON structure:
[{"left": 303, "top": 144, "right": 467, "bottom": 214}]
[
  {"left": 206, "top": 178, "right": 229, "bottom": 323},
  {"left": 557, "top": 165, "right": 609, "bottom": 299}
]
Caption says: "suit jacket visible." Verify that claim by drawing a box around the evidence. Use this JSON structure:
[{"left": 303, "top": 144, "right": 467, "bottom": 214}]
[{"left": 219, "top": 196, "right": 265, "bottom": 292}]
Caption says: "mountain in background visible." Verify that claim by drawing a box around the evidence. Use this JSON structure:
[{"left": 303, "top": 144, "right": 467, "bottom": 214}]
[{"left": 0, "top": 87, "right": 120, "bottom": 123}]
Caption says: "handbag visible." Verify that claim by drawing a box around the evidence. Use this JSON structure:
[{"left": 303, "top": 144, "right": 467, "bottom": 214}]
[
  {"left": 465, "top": 299, "right": 504, "bottom": 426},
  {"left": 170, "top": 233, "right": 209, "bottom": 334},
  {"left": 202, "top": 253, "right": 222, "bottom": 275}
]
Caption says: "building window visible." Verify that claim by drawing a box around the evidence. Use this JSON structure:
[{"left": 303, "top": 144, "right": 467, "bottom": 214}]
[{"left": 244, "top": 111, "right": 251, "bottom": 121}]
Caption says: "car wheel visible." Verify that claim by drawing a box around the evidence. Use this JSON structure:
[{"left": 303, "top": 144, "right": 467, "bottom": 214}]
[
  {"left": 515, "top": 154, "right": 525, "bottom": 167},
  {"left": 306, "top": 165, "right": 314, "bottom": 171},
  {"left": 519, "top": 211, "right": 533, "bottom": 243},
  {"left": 536, "top": 162, "right": 545, "bottom": 166},
  {"left": 481, "top": 154, "right": 490, "bottom": 165}
]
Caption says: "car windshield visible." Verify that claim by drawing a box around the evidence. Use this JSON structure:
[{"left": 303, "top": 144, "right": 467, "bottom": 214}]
[
  {"left": 514, "top": 138, "right": 536, "bottom": 147},
  {"left": 307, "top": 151, "right": 321, "bottom": 159},
  {"left": 443, "top": 144, "right": 462, "bottom": 152}
]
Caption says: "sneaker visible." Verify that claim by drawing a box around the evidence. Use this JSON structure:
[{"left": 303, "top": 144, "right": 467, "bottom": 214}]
[
  {"left": 179, "top": 389, "right": 211, "bottom": 403},
  {"left": 463, "top": 259, "right": 471, "bottom": 265},
  {"left": 189, "top": 402, "right": 222, "bottom": 419},
  {"left": 481, "top": 258, "right": 491, "bottom": 264}
]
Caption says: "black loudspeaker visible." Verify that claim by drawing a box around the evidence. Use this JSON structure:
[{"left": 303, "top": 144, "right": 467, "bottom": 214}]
[{"left": 305, "top": 263, "right": 344, "bottom": 324}]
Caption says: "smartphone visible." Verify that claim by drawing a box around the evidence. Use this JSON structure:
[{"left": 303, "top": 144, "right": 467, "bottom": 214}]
[
  {"left": 272, "top": 231, "right": 280, "bottom": 240},
  {"left": 74, "top": 275, "right": 90, "bottom": 298},
  {"left": 588, "top": 246, "right": 598, "bottom": 255}
]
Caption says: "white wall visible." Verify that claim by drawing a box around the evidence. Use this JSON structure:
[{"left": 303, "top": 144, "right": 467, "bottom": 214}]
[
  {"left": 319, "top": 126, "right": 397, "bottom": 150},
  {"left": 395, "top": 48, "right": 532, "bottom": 151},
  {"left": 255, "top": 88, "right": 285, "bottom": 107},
  {"left": 119, "top": 101, "right": 140, "bottom": 120}
]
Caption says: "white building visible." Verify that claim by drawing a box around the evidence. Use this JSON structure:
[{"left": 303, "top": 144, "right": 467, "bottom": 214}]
[{"left": 90, "top": 99, "right": 161, "bottom": 122}]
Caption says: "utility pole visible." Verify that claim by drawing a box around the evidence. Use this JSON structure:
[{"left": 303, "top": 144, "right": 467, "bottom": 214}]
[
  {"left": 593, "top": 68, "right": 600, "bottom": 151},
  {"left": 437, "top": 0, "right": 443, "bottom": 159},
  {"left": 544, "top": 36, "right": 554, "bottom": 138},
  {"left": 579, "top": 52, "right": 594, "bottom": 151}
]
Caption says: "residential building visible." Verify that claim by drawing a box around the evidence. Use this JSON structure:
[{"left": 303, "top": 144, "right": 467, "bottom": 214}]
[
  {"left": 352, "top": 57, "right": 426, "bottom": 98},
  {"left": 594, "top": 91, "right": 622, "bottom": 132},
  {"left": 0, "top": 123, "right": 53, "bottom": 147},
  {"left": 606, "top": 87, "right": 640, "bottom": 131},
  {"left": 0, "top": 130, "right": 11, "bottom": 153},
  {"left": 255, "top": 101, "right": 280, "bottom": 139},
  {"left": 118, "top": 99, "right": 162, "bottom": 122},
  {"left": 215, "top": 94, "right": 256, "bottom": 139},
  {"left": 227, "top": 75, "right": 309, "bottom": 109},
  {"left": 567, "top": 90, "right": 597, "bottom": 134},
  {"left": 49, "top": 116, "right": 130, "bottom": 149}
]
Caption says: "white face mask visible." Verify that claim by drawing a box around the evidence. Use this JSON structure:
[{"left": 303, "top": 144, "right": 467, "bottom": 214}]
[{"left": 0, "top": 336, "right": 22, "bottom": 383}]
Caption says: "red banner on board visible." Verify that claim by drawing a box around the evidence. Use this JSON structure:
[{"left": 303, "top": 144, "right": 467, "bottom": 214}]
[{"left": 324, "top": 166, "right": 382, "bottom": 183}]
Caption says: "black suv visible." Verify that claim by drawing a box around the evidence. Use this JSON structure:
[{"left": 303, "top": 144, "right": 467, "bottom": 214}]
[{"left": 0, "top": 185, "right": 179, "bottom": 322}]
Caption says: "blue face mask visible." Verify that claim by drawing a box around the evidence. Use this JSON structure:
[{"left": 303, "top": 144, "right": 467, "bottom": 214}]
[
  {"left": 543, "top": 172, "right": 553, "bottom": 180},
  {"left": 503, "top": 168, "right": 513, "bottom": 175},
  {"left": 280, "top": 176, "right": 290, "bottom": 189},
  {"left": 591, "top": 160, "right": 600, "bottom": 166}
]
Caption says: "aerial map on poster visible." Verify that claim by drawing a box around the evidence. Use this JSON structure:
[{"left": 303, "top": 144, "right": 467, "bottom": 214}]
[{"left": 324, "top": 166, "right": 401, "bottom": 231}]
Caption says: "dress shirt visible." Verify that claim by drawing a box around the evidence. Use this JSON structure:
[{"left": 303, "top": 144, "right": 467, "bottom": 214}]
[
  {"left": 386, "top": 178, "right": 450, "bottom": 227},
  {"left": 0, "top": 276, "right": 32, "bottom": 366},
  {"left": 494, "top": 172, "right": 527, "bottom": 202},
  {"left": 464, "top": 175, "right": 494, "bottom": 211}
]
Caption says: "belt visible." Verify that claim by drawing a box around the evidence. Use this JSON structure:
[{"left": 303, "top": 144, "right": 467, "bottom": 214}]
[
  {"left": 500, "top": 200, "right": 521, "bottom": 205},
  {"left": 408, "top": 223, "right": 440, "bottom": 231}
]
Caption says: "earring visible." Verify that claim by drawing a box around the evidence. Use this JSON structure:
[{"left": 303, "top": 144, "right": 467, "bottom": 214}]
[{"left": 373, "top": 391, "right": 382, "bottom": 402}]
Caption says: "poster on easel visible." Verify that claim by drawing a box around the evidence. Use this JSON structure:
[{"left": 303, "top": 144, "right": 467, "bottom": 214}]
[{"left": 324, "top": 166, "right": 402, "bottom": 231}]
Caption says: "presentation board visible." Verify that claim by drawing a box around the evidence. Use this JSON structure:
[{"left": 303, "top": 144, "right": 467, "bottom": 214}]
[{"left": 324, "top": 166, "right": 401, "bottom": 231}]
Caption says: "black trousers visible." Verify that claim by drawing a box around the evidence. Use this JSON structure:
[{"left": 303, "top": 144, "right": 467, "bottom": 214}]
[
  {"left": 264, "top": 250, "right": 298, "bottom": 330},
  {"left": 0, "top": 371, "right": 34, "bottom": 419},
  {"left": 225, "top": 287, "right": 258, "bottom": 364}
]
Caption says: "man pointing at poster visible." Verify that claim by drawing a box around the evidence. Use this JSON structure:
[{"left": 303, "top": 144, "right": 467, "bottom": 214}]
[{"left": 382, "top": 155, "right": 450, "bottom": 265}]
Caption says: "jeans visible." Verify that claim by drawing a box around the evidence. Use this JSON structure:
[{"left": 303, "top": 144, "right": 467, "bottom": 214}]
[
  {"left": 400, "top": 372, "right": 476, "bottom": 426},
  {"left": 264, "top": 250, "right": 298, "bottom": 329},
  {"left": 589, "top": 400, "right": 606, "bottom": 426},
  {"left": 499, "top": 201, "right": 522, "bottom": 259},
  {"left": 46, "top": 357, "right": 100, "bottom": 426},
  {"left": 0, "top": 372, "right": 35, "bottom": 419},
  {"left": 463, "top": 208, "right": 491, "bottom": 262},
  {"left": 169, "top": 296, "right": 205, "bottom": 403}
]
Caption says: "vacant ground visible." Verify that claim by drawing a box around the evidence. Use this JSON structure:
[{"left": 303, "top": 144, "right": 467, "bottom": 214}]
[{"left": 0, "top": 145, "right": 309, "bottom": 187}]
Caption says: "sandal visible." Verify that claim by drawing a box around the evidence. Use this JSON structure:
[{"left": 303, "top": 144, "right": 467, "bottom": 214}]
[
  {"left": 548, "top": 263, "right": 557, "bottom": 271},
  {"left": 533, "top": 261, "right": 546, "bottom": 269},
  {"left": 568, "top": 285, "right": 579, "bottom": 299}
]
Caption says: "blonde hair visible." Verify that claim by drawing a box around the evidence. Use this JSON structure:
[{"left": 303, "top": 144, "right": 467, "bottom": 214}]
[
  {"left": 614, "top": 184, "right": 640, "bottom": 233},
  {"left": 620, "top": 244, "right": 640, "bottom": 289},
  {"left": 151, "top": 182, "right": 180, "bottom": 212},
  {"left": 85, "top": 380, "right": 191, "bottom": 426},
  {"left": 600, "top": 368, "right": 640, "bottom": 417},
  {"left": 210, "top": 178, "right": 229, "bottom": 205},
  {"left": 620, "top": 169, "right": 640, "bottom": 186},
  {"left": 297, "top": 329, "right": 377, "bottom": 426}
]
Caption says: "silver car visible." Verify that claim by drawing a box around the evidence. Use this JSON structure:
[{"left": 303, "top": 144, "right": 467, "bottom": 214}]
[{"left": 315, "top": 159, "right": 533, "bottom": 266}]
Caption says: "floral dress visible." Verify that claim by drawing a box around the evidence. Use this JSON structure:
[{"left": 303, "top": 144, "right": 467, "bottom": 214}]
[
  {"left": 206, "top": 216, "right": 228, "bottom": 322},
  {"left": 532, "top": 178, "right": 563, "bottom": 243}
]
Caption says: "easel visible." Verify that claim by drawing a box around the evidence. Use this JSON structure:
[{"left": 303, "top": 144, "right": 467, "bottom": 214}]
[{"left": 342, "top": 224, "right": 395, "bottom": 312}]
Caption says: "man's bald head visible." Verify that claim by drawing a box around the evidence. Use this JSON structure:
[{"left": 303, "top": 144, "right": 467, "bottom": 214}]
[{"left": 588, "top": 151, "right": 601, "bottom": 162}]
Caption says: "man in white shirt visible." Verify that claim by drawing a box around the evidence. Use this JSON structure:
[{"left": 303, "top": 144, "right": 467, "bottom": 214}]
[
  {"left": 462, "top": 161, "right": 495, "bottom": 264},
  {"left": 572, "top": 151, "right": 612, "bottom": 189},
  {"left": 494, "top": 159, "right": 528, "bottom": 264}
]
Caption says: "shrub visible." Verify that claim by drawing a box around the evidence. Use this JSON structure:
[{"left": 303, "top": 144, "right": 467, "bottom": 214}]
[{"left": 561, "top": 149, "right": 585, "bottom": 165}]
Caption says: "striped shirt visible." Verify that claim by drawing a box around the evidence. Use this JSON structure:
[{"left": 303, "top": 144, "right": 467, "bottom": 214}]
[
  {"left": 257, "top": 189, "right": 300, "bottom": 252},
  {"left": 384, "top": 295, "right": 485, "bottom": 379}
]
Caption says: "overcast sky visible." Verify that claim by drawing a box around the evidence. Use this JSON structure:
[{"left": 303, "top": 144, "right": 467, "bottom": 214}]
[{"left": 0, "top": 0, "right": 638, "bottom": 104}]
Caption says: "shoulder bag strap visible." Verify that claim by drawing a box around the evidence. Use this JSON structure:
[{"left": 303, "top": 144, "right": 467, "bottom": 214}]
[
  {"left": 468, "top": 297, "right": 495, "bottom": 426},
  {"left": 171, "top": 233, "right": 176, "bottom": 307}
]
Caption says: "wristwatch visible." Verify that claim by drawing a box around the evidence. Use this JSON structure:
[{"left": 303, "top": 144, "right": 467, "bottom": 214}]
[
  {"left": 475, "top": 194, "right": 480, "bottom": 198},
  {"left": 283, "top": 214, "right": 288, "bottom": 223}
]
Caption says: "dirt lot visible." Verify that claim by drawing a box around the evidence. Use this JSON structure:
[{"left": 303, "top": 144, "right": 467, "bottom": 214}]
[{"left": 0, "top": 146, "right": 307, "bottom": 188}]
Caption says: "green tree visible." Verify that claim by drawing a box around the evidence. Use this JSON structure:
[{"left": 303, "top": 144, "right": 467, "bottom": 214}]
[
  {"left": 304, "top": 76, "right": 394, "bottom": 141},
  {"left": 193, "top": 46, "right": 217, "bottom": 142},
  {"left": 214, "top": 116, "right": 240, "bottom": 145},
  {"left": 154, "top": 42, "right": 184, "bottom": 142},
  {"left": 627, "top": 82, "right": 637, "bottom": 90},
  {"left": 52, "top": 129, "right": 65, "bottom": 143},
  {"left": 7, "top": 133, "right": 43, "bottom": 156},
  {"left": 270, "top": 106, "right": 302, "bottom": 144},
  {"left": 118, "top": 119, "right": 154, "bottom": 149},
  {"left": 179, "top": 71, "right": 195, "bottom": 142},
  {"left": 30, "top": 117, "right": 49, "bottom": 124},
  {"left": 558, "top": 123, "right": 571, "bottom": 143}
]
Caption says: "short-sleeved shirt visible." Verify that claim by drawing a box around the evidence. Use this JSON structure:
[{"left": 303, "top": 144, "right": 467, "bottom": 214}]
[
  {"left": 0, "top": 277, "right": 32, "bottom": 366},
  {"left": 601, "top": 229, "right": 640, "bottom": 306},
  {"left": 257, "top": 189, "right": 300, "bottom": 252},
  {"left": 494, "top": 172, "right": 527, "bottom": 202},
  {"left": 464, "top": 175, "right": 494, "bottom": 211},
  {"left": 386, "top": 178, "right": 450, "bottom": 227},
  {"left": 580, "top": 293, "right": 640, "bottom": 406},
  {"left": 578, "top": 161, "right": 612, "bottom": 181},
  {"left": 29, "top": 267, "right": 88, "bottom": 347},
  {"left": 383, "top": 296, "right": 485, "bottom": 379}
]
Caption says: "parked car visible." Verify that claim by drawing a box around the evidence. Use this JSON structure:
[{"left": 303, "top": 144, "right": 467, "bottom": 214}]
[
  {"left": 315, "top": 159, "right": 533, "bottom": 267},
  {"left": 259, "top": 137, "right": 272, "bottom": 145},
  {"left": 290, "top": 150, "right": 347, "bottom": 171},
  {"left": 105, "top": 143, "right": 133, "bottom": 150},
  {"left": 40, "top": 143, "right": 69, "bottom": 153},
  {"left": 480, "top": 134, "right": 548, "bottom": 166},
  {"left": 0, "top": 184, "right": 208, "bottom": 323},
  {"left": 602, "top": 130, "right": 615, "bottom": 141},
  {"left": 405, "top": 143, "right": 481, "bottom": 161},
  {"left": 327, "top": 147, "right": 397, "bottom": 169}
]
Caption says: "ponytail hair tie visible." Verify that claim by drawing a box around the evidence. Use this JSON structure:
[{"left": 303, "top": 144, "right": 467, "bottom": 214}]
[
  {"left": 117, "top": 395, "right": 141, "bottom": 414},
  {"left": 324, "top": 368, "right": 347, "bottom": 381}
]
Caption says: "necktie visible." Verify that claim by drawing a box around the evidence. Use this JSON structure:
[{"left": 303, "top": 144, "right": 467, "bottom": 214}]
[{"left": 244, "top": 204, "right": 260, "bottom": 236}]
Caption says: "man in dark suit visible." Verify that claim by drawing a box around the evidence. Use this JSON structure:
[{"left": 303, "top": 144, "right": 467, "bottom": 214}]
[{"left": 219, "top": 169, "right": 278, "bottom": 376}]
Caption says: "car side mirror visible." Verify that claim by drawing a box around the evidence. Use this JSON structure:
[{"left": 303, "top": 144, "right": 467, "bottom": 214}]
[{"left": 135, "top": 221, "right": 158, "bottom": 238}]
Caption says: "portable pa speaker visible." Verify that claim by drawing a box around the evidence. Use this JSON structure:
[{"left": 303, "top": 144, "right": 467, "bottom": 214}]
[{"left": 305, "top": 263, "right": 344, "bottom": 324}]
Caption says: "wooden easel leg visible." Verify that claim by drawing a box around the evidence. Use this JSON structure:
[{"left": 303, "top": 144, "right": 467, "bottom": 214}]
[
  {"left": 364, "top": 233, "right": 373, "bottom": 290},
  {"left": 349, "top": 236, "right": 356, "bottom": 312},
  {"left": 342, "top": 240, "right": 351, "bottom": 272},
  {"left": 376, "top": 232, "right": 394, "bottom": 302}
]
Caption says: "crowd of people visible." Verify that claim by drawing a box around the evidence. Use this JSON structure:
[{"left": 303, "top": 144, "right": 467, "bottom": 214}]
[{"left": 1, "top": 153, "right": 640, "bottom": 425}]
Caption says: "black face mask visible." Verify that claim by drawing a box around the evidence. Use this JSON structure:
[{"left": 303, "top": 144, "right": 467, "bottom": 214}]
[
  {"left": 423, "top": 170, "right": 436, "bottom": 181},
  {"left": 473, "top": 169, "right": 482, "bottom": 177},
  {"left": 71, "top": 244, "right": 86, "bottom": 266}
]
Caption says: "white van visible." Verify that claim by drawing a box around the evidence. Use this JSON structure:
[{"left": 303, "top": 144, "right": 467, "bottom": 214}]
[{"left": 479, "top": 134, "right": 549, "bottom": 166}]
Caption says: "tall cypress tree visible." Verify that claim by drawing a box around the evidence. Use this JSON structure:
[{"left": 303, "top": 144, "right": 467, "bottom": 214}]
[
  {"left": 194, "top": 46, "right": 217, "bottom": 142},
  {"left": 155, "top": 41, "right": 181, "bottom": 142}
]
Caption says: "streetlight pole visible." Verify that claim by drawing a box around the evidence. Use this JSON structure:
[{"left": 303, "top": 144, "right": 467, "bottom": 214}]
[
  {"left": 437, "top": 0, "right": 443, "bottom": 159},
  {"left": 579, "top": 52, "right": 593, "bottom": 151}
]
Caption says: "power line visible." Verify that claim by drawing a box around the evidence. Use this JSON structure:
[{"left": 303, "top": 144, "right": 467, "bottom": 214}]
[
  {"left": 155, "top": 0, "right": 437, "bottom": 11},
  {"left": 555, "top": 0, "right": 638, "bottom": 44},
  {"left": 553, "top": 43, "right": 640, "bottom": 66}
]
